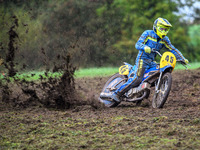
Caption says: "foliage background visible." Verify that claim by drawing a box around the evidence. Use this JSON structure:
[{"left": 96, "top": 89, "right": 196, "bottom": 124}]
[{"left": 0, "top": 0, "right": 200, "bottom": 70}]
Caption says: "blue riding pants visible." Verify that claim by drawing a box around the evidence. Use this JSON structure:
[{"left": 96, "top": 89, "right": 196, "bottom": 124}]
[{"left": 115, "top": 59, "right": 157, "bottom": 96}]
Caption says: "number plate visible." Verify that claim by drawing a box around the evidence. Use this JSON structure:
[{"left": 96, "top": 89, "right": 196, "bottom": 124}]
[
  {"left": 160, "top": 52, "right": 176, "bottom": 69},
  {"left": 119, "top": 65, "right": 129, "bottom": 75}
]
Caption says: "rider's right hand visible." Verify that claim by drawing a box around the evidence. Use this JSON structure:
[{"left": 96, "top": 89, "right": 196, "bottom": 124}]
[{"left": 144, "top": 46, "right": 151, "bottom": 54}]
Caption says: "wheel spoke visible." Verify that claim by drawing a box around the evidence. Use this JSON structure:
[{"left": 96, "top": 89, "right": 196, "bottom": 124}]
[
  {"left": 156, "top": 76, "right": 170, "bottom": 106},
  {"left": 152, "top": 73, "right": 172, "bottom": 108}
]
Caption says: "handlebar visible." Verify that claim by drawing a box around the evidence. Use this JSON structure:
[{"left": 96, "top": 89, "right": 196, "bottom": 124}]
[
  {"left": 151, "top": 48, "right": 162, "bottom": 57},
  {"left": 151, "top": 48, "right": 190, "bottom": 69},
  {"left": 176, "top": 60, "right": 191, "bottom": 69}
]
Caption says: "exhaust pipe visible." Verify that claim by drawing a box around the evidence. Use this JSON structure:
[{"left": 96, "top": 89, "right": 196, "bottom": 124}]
[{"left": 125, "top": 91, "right": 148, "bottom": 102}]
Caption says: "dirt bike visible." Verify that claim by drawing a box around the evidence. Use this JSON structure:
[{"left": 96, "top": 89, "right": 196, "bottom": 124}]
[{"left": 99, "top": 49, "right": 188, "bottom": 108}]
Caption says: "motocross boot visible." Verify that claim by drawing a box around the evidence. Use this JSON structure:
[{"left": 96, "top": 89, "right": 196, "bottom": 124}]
[{"left": 100, "top": 92, "right": 121, "bottom": 102}]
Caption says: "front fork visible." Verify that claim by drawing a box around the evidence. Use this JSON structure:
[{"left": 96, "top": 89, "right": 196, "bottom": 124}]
[{"left": 155, "top": 72, "right": 163, "bottom": 94}]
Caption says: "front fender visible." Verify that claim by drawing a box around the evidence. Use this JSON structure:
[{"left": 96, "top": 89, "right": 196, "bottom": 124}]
[{"left": 160, "top": 65, "right": 173, "bottom": 73}]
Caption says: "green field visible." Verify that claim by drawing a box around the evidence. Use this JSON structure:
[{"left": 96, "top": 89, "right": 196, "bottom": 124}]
[
  {"left": 75, "top": 62, "right": 200, "bottom": 78},
  {"left": 1, "top": 62, "right": 200, "bottom": 80}
]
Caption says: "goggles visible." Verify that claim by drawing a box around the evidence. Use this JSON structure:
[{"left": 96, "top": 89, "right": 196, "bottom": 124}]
[{"left": 157, "top": 26, "right": 170, "bottom": 34}]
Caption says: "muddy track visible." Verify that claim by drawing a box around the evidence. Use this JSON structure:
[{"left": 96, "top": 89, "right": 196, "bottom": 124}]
[
  {"left": 0, "top": 69, "right": 200, "bottom": 149},
  {"left": 76, "top": 69, "right": 200, "bottom": 112}
]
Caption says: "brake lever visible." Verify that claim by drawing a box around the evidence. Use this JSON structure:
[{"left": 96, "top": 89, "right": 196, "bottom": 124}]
[
  {"left": 177, "top": 60, "right": 190, "bottom": 70},
  {"left": 183, "top": 64, "right": 188, "bottom": 70}
]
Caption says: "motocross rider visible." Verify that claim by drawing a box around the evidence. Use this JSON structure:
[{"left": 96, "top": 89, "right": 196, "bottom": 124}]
[{"left": 108, "top": 17, "right": 189, "bottom": 102}]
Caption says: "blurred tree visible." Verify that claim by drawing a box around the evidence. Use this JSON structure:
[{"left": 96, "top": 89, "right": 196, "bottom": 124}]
[
  {"left": 188, "top": 24, "right": 200, "bottom": 61},
  {"left": 0, "top": 0, "right": 49, "bottom": 69},
  {"left": 97, "top": 0, "right": 191, "bottom": 65},
  {"left": 41, "top": 0, "right": 111, "bottom": 67},
  {"left": 0, "top": 0, "right": 199, "bottom": 70}
]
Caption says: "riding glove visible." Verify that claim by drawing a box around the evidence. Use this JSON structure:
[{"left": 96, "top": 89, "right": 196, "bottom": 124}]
[
  {"left": 184, "top": 59, "right": 189, "bottom": 64},
  {"left": 144, "top": 46, "right": 151, "bottom": 53}
]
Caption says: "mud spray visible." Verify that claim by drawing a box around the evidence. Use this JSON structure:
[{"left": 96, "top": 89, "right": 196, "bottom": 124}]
[{"left": 0, "top": 16, "right": 102, "bottom": 110}]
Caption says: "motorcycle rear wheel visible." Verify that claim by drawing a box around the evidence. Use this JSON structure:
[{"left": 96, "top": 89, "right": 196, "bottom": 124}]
[
  {"left": 152, "top": 72, "right": 172, "bottom": 108},
  {"left": 99, "top": 73, "right": 126, "bottom": 107}
]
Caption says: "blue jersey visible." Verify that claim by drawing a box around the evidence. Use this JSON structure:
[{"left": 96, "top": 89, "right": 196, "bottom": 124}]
[{"left": 135, "top": 30, "right": 185, "bottom": 63}]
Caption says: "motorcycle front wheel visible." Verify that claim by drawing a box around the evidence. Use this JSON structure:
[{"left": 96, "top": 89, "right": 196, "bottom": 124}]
[
  {"left": 152, "top": 72, "right": 172, "bottom": 108},
  {"left": 99, "top": 73, "right": 126, "bottom": 107}
]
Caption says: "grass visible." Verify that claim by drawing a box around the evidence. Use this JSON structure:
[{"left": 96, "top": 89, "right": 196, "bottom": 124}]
[
  {"left": 0, "top": 62, "right": 200, "bottom": 80},
  {"left": 175, "top": 62, "right": 200, "bottom": 70},
  {"left": 74, "top": 67, "right": 118, "bottom": 78},
  {"left": 0, "top": 71, "right": 62, "bottom": 82},
  {"left": 75, "top": 62, "right": 200, "bottom": 78},
  {"left": 0, "top": 67, "right": 119, "bottom": 81},
  {"left": 74, "top": 62, "right": 200, "bottom": 78}
]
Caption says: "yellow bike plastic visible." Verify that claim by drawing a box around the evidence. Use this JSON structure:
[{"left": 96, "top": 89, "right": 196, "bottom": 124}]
[
  {"left": 160, "top": 52, "right": 176, "bottom": 70},
  {"left": 119, "top": 65, "right": 129, "bottom": 75}
]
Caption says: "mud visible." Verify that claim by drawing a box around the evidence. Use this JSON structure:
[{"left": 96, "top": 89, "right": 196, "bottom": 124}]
[
  {"left": 0, "top": 69, "right": 200, "bottom": 149},
  {"left": 0, "top": 16, "right": 78, "bottom": 110},
  {"left": 77, "top": 69, "right": 200, "bottom": 106}
]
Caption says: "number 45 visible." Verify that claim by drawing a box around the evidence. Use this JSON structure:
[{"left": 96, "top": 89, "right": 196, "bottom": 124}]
[{"left": 165, "top": 55, "right": 174, "bottom": 63}]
